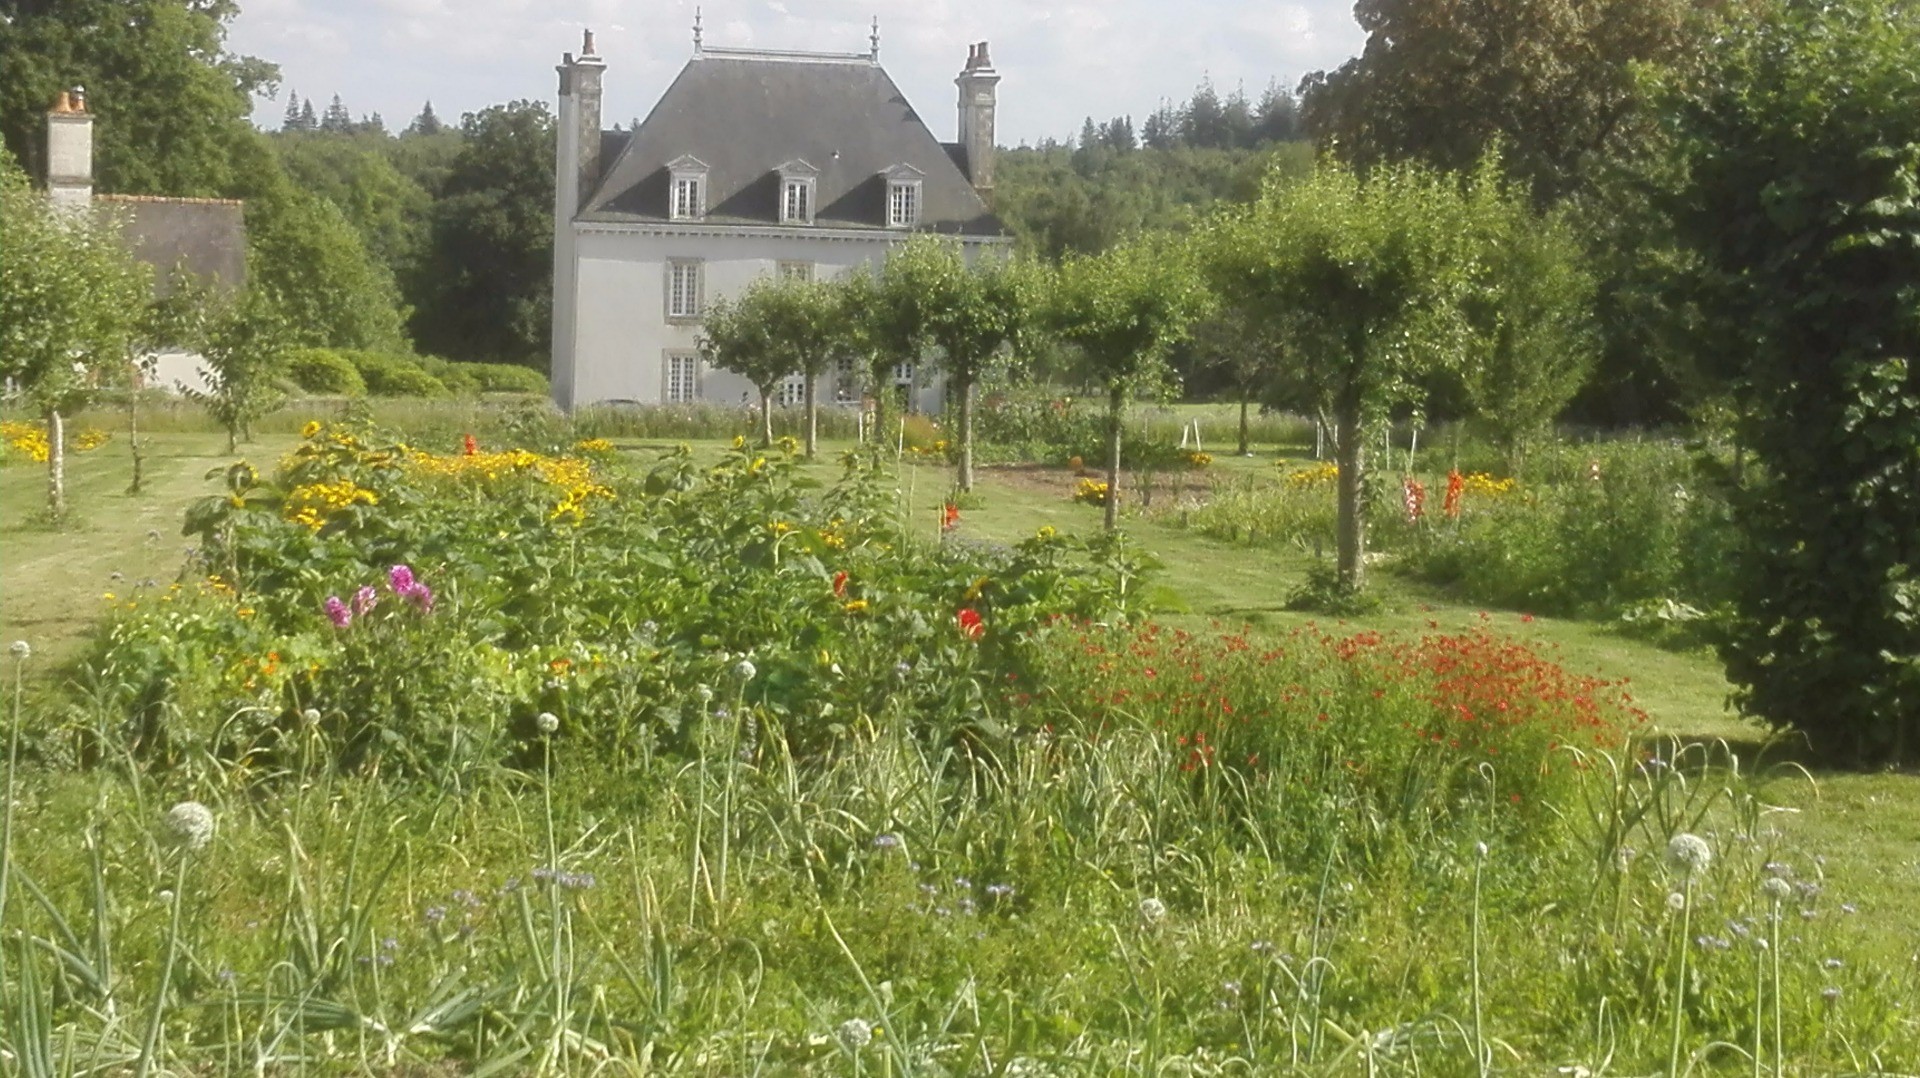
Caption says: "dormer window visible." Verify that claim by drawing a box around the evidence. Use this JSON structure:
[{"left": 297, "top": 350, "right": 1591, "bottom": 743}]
[
  {"left": 777, "top": 159, "right": 819, "bottom": 225},
  {"left": 882, "top": 163, "right": 925, "bottom": 229},
  {"left": 667, "top": 154, "right": 709, "bottom": 220}
]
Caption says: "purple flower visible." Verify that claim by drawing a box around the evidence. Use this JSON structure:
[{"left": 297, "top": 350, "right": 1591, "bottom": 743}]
[
  {"left": 352, "top": 585, "right": 378, "bottom": 616},
  {"left": 405, "top": 582, "right": 434, "bottom": 613},
  {"left": 388, "top": 564, "right": 416, "bottom": 594},
  {"left": 324, "top": 595, "right": 351, "bottom": 628}
]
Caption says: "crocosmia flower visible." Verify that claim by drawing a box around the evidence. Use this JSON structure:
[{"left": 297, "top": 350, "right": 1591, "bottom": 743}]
[
  {"left": 323, "top": 596, "right": 351, "bottom": 628},
  {"left": 943, "top": 502, "right": 961, "bottom": 531},
  {"left": 462, "top": 433, "right": 478, "bottom": 456},
  {"left": 832, "top": 571, "right": 849, "bottom": 597},
  {"left": 956, "top": 607, "right": 984, "bottom": 640}
]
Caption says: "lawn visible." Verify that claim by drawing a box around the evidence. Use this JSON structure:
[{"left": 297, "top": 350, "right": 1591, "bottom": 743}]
[{"left": 1, "top": 416, "right": 1914, "bottom": 1074}]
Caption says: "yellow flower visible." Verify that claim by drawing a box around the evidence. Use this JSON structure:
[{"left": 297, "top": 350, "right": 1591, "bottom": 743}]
[
  {"left": 769, "top": 520, "right": 794, "bottom": 536},
  {"left": 236, "top": 607, "right": 255, "bottom": 618},
  {"left": 732, "top": 435, "right": 746, "bottom": 449},
  {"left": 301, "top": 420, "right": 322, "bottom": 438},
  {"left": 1036, "top": 525, "right": 1057, "bottom": 541},
  {"left": 963, "top": 575, "right": 991, "bottom": 602},
  {"left": 842, "top": 599, "right": 869, "bottom": 614}
]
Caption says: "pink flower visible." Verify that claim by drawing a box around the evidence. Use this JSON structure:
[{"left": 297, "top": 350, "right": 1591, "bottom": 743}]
[
  {"left": 388, "top": 564, "right": 416, "bottom": 594},
  {"left": 323, "top": 596, "right": 351, "bottom": 628},
  {"left": 352, "top": 585, "right": 378, "bottom": 617},
  {"left": 406, "top": 583, "right": 434, "bottom": 613}
]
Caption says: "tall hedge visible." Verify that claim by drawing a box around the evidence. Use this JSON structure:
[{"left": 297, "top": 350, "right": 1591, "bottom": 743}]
[{"left": 1659, "top": 0, "right": 1920, "bottom": 764}]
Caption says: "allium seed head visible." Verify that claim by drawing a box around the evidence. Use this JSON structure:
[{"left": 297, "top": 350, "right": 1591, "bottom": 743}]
[
  {"left": 164, "top": 801, "right": 215, "bottom": 851},
  {"left": 1761, "top": 877, "right": 1793, "bottom": 901},
  {"left": 1139, "top": 896, "right": 1168, "bottom": 924},
  {"left": 1666, "top": 891, "right": 1687, "bottom": 912},
  {"left": 535, "top": 712, "right": 560, "bottom": 735},
  {"left": 837, "top": 1018, "right": 873, "bottom": 1050},
  {"left": 9, "top": 640, "right": 29, "bottom": 660},
  {"left": 1666, "top": 833, "right": 1712, "bottom": 876},
  {"left": 732, "top": 659, "right": 756, "bottom": 682}
]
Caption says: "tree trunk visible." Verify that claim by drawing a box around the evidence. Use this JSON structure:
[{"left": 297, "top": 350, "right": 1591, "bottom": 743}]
[
  {"left": 1104, "top": 384, "right": 1124, "bottom": 532},
  {"left": 869, "top": 358, "right": 891, "bottom": 453},
  {"left": 1334, "top": 406, "right": 1366, "bottom": 592},
  {"left": 1238, "top": 393, "right": 1251, "bottom": 456},
  {"left": 128, "top": 397, "right": 145, "bottom": 495},
  {"left": 956, "top": 374, "right": 975, "bottom": 492},
  {"left": 803, "top": 373, "right": 818, "bottom": 459},
  {"left": 759, "top": 389, "right": 774, "bottom": 448},
  {"left": 46, "top": 408, "right": 66, "bottom": 521}
]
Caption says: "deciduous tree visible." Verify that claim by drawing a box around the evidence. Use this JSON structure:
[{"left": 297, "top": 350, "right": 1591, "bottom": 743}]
[
  {"left": 190, "top": 286, "right": 293, "bottom": 452},
  {"left": 1655, "top": 0, "right": 1920, "bottom": 764},
  {"left": 697, "top": 283, "right": 787, "bottom": 447},
  {"left": 1045, "top": 236, "right": 1210, "bottom": 530}
]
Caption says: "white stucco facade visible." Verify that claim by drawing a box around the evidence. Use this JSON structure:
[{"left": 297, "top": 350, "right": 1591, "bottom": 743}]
[{"left": 554, "top": 222, "right": 999, "bottom": 412}]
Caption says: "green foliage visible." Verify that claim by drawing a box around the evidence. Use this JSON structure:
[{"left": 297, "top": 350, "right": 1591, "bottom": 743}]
[
  {"left": 1046, "top": 235, "right": 1213, "bottom": 528},
  {"left": 1456, "top": 185, "right": 1599, "bottom": 470},
  {"left": 698, "top": 281, "right": 789, "bottom": 445},
  {"left": 879, "top": 238, "right": 1039, "bottom": 487},
  {"left": 284, "top": 348, "right": 368, "bottom": 396},
  {"left": 457, "top": 361, "right": 549, "bottom": 395},
  {"left": 268, "top": 131, "right": 433, "bottom": 288},
  {"left": 0, "top": 0, "right": 274, "bottom": 197},
  {"left": 0, "top": 155, "right": 152, "bottom": 417},
  {"left": 189, "top": 287, "right": 293, "bottom": 451},
  {"left": 343, "top": 351, "right": 449, "bottom": 397},
  {"left": 411, "top": 102, "right": 554, "bottom": 368},
  {"left": 243, "top": 177, "right": 410, "bottom": 351},
  {"left": 743, "top": 271, "right": 853, "bottom": 457},
  {"left": 1653, "top": 0, "right": 1920, "bottom": 764},
  {"left": 1205, "top": 159, "right": 1488, "bottom": 589},
  {"left": 1299, "top": 0, "right": 1707, "bottom": 204}
]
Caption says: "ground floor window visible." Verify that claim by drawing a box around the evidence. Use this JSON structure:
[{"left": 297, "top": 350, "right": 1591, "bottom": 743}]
[
  {"left": 775, "top": 374, "right": 807, "bottom": 407},
  {"left": 665, "top": 353, "right": 700, "bottom": 403}
]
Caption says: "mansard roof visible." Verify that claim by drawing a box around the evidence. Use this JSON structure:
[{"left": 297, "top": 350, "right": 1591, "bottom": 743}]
[{"left": 580, "top": 50, "right": 1001, "bottom": 236}]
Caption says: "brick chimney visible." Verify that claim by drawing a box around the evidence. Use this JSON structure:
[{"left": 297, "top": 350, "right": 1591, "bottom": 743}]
[
  {"left": 551, "top": 30, "right": 605, "bottom": 411},
  {"left": 46, "top": 86, "right": 94, "bottom": 211},
  {"left": 955, "top": 42, "right": 1000, "bottom": 205}
]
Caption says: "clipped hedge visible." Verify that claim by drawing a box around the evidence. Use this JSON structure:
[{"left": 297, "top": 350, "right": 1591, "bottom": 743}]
[
  {"left": 285, "top": 348, "right": 368, "bottom": 396},
  {"left": 461, "top": 361, "right": 549, "bottom": 395},
  {"left": 342, "top": 351, "right": 450, "bottom": 398},
  {"left": 416, "top": 355, "right": 480, "bottom": 394}
]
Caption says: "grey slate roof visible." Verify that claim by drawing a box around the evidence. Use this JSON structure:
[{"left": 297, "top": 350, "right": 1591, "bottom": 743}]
[
  {"left": 95, "top": 195, "right": 246, "bottom": 293},
  {"left": 581, "top": 53, "right": 1001, "bottom": 236}
]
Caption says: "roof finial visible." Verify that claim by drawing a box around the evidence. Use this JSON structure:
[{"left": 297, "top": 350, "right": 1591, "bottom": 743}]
[
  {"left": 693, "top": 7, "right": 704, "bottom": 54},
  {"left": 869, "top": 16, "right": 880, "bottom": 61}
]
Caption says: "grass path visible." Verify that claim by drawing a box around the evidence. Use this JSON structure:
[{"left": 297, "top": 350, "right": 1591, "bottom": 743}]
[{"left": 0, "top": 432, "right": 288, "bottom": 667}]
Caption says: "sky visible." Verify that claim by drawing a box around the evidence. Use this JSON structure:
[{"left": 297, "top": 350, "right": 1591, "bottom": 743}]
[{"left": 225, "top": 0, "right": 1368, "bottom": 145}]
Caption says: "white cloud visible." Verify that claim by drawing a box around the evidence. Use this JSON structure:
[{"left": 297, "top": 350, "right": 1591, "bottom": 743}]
[{"left": 228, "top": 0, "right": 1366, "bottom": 140}]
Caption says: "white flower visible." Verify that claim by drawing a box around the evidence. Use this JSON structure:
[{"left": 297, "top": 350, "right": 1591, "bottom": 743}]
[
  {"left": 1666, "top": 891, "right": 1687, "bottom": 912},
  {"left": 836, "top": 1018, "right": 873, "bottom": 1050},
  {"left": 536, "top": 712, "right": 561, "bottom": 735},
  {"left": 300, "top": 708, "right": 322, "bottom": 725},
  {"left": 696, "top": 684, "right": 714, "bottom": 703},
  {"left": 1761, "top": 877, "right": 1793, "bottom": 901},
  {"left": 732, "top": 659, "right": 757, "bottom": 682},
  {"left": 8, "top": 640, "right": 28, "bottom": 660},
  {"left": 1474, "top": 841, "right": 1489, "bottom": 860},
  {"left": 1139, "top": 897, "right": 1168, "bottom": 924},
  {"left": 164, "top": 801, "right": 215, "bottom": 851},
  {"left": 1666, "top": 833, "right": 1713, "bottom": 876}
]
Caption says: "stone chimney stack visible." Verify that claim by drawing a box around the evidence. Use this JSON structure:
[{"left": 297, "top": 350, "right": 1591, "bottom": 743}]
[
  {"left": 46, "top": 87, "right": 94, "bottom": 211},
  {"left": 955, "top": 41, "right": 1000, "bottom": 205},
  {"left": 556, "top": 30, "right": 607, "bottom": 214}
]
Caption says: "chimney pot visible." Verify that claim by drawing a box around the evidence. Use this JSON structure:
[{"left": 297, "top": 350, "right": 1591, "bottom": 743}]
[
  {"left": 70, "top": 86, "right": 87, "bottom": 111},
  {"left": 976, "top": 42, "right": 991, "bottom": 67},
  {"left": 582, "top": 29, "right": 595, "bottom": 55}
]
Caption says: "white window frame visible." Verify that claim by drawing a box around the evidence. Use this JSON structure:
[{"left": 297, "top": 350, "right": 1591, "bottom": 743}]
[
  {"left": 782, "top": 178, "right": 814, "bottom": 224},
  {"left": 776, "top": 373, "right": 807, "bottom": 407},
  {"left": 776, "top": 260, "right": 814, "bottom": 283},
  {"left": 666, "top": 259, "right": 703, "bottom": 322},
  {"left": 664, "top": 352, "right": 702, "bottom": 403},
  {"left": 667, "top": 154, "right": 709, "bottom": 221},
  {"left": 887, "top": 181, "right": 920, "bottom": 228}
]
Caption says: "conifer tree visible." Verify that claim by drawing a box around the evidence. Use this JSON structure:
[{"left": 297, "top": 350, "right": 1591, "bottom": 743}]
[
  {"left": 298, "top": 98, "right": 317, "bottom": 131},
  {"left": 321, "top": 94, "right": 351, "bottom": 133},
  {"left": 407, "top": 100, "right": 443, "bottom": 136},
  {"left": 281, "top": 91, "right": 302, "bottom": 132}
]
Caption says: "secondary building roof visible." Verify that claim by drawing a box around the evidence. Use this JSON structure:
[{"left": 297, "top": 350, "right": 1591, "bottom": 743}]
[{"left": 580, "top": 49, "right": 1001, "bottom": 236}]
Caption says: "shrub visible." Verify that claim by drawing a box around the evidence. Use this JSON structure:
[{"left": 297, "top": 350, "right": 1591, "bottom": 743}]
[
  {"left": 284, "top": 348, "right": 368, "bottom": 396},
  {"left": 461, "top": 361, "right": 549, "bottom": 395},
  {"left": 344, "top": 351, "right": 450, "bottom": 397}
]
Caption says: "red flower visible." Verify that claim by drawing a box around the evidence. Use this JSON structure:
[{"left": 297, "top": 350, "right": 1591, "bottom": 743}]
[
  {"left": 463, "top": 433, "right": 478, "bottom": 456},
  {"left": 1444, "top": 469, "right": 1464, "bottom": 518},
  {"left": 943, "top": 502, "right": 961, "bottom": 531},
  {"left": 956, "top": 607, "right": 984, "bottom": 640},
  {"left": 832, "top": 571, "right": 849, "bottom": 597}
]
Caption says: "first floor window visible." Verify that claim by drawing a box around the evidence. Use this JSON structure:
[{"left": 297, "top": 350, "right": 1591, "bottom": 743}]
[
  {"left": 667, "top": 260, "right": 702, "bottom": 320},
  {"left": 666, "top": 353, "right": 700, "bottom": 403},
  {"left": 893, "top": 361, "right": 915, "bottom": 385},
  {"left": 776, "top": 374, "right": 807, "bottom": 407}
]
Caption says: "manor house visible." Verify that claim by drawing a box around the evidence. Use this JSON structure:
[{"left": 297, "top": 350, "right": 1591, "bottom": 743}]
[{"left": 548, "top": 24, "right": 1009, "bottom": 411}]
